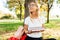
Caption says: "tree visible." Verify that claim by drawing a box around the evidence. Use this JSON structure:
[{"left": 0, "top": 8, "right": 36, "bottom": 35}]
[
  {"left": 40, "top": 0, "right": 54, "bottom": 23},
  {"left": 7, "top": 0, "right": 24, "bottom": 20},
  {"left": 47, "top": 0, "right": 54, "bottom": 23},
  {"left": 24, "top": 0, "right": 29, "bottom": 18},
  {"left": 58, "top": 0, "right": 60, "bottom": 3}
]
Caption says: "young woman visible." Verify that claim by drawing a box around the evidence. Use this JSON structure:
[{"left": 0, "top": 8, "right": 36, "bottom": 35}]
[
  {"left": 9, "top": 0, "right": 46, "bottom": 40},
  {"left": 24, "top": 0, "right": 46, "bottom": 40}
]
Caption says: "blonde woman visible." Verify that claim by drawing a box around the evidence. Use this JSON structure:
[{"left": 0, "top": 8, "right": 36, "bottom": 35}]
[
  {"left": 9, "top": 0, "right": 46, "bottom": 40},
  {"left": 24, "top": 0, "right": 46, "bottom": 40}
]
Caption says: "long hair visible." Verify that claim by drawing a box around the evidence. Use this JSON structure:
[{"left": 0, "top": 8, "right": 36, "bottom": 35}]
[{"left": 28, "top": 0, "right": 40, "bottom": 23}]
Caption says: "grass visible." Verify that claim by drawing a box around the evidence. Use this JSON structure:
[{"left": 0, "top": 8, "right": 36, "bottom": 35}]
[
  {"left": 0, "top": 19, "right": 60, "bottom": 34},
  {"left": 45, "top": 19, "right": 60, "bottom": 29},
  {"left": 0, "top": 19, "right": 60, "bottom": 40},
  {"left": 44, "top": 19, "right": 60, "bottom": 40},
  {"left": 0, "top": 19, "right": 24, "bottom": 35}
]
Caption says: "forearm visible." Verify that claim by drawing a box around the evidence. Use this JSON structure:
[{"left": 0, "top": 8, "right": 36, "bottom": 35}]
[
  {"left": 39, "top": 30, "right": 44, "bottom": 32},
  {"left": 24, "top": 29, "right": 32, "bottom": 34},
  {"left": 32, "top": 30, "right": 45, "bottom": 33},
  {"left": 24, "top": 30, "right": 45, "bottom": 34}
]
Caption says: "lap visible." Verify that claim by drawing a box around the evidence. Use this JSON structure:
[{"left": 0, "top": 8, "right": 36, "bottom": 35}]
[{"left": 25, "top": 36, "right": 43, "bottom": 40}]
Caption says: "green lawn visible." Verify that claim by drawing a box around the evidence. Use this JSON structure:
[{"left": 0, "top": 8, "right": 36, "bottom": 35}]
[
  {"left": 0, "top": 19, "right": 60, "bottom": 35},
  {"left": 0, "top": 20, "right": 24, "bottom": 35},
  {"left": 45, "top": 19, "right": 60, "bottom": 29},
  {"left": 0, "top": 19, "right": 60, "bottom": 40}
]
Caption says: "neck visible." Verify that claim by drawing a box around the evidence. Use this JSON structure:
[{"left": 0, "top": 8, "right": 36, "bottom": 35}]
[{"left": 30, "top": 12, "right": 38, "bottom": 19}]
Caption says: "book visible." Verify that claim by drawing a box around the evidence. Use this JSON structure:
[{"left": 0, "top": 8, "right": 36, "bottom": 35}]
[{"left": 28, "top": 27, "right": 45, "bottom": 31}]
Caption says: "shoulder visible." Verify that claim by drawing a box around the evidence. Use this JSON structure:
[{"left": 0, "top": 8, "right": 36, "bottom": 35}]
[
  {"left": 25, "top": 16, "right": 30, "bottom": 21},
  {"left": 39, "top": 16, "right": 45, "bottom": 19}
]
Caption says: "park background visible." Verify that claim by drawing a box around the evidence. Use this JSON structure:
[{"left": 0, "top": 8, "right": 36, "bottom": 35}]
[{"left": 0, "top": 0, "right": 60, "bottom": 40}]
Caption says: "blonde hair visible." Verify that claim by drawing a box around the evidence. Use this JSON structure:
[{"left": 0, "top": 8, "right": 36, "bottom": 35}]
[{"left": 28, "top": 0, "right": 40, "bottom": 23}]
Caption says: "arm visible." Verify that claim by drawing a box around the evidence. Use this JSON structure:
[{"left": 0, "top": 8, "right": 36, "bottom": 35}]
[
  {"left": 24, "top": 24, "right": 32, "bottom": 34},
  {"left": 32, "top": 24, "right": 45, "bottom": 32},
  {"left": 39, "top": 24, "right": 45, "bottom": 32},
  {"left": 40, "top": 24, "right": 45, "bottom": 32},
  {"left": 14, "top": 26, "right": 24, "bottom": 39},
  {"left": 24, "top": 24, "right": 41, "bottom": 33}
]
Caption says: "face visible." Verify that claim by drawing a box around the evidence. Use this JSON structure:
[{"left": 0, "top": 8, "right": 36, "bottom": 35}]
[{"left": 28, "top": 2, "right": 38, "bottom": 12}]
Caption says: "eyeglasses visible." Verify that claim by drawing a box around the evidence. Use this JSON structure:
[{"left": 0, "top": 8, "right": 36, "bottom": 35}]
[{"left": 28, "top": 4, "right": 36, "bottom": 7}]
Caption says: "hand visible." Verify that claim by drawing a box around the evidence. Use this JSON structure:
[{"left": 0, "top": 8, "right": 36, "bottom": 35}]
[
  {"left": 28, "top": 30, "right": 39, "bottom": 34},
  {"left": 40, "top": 30, "right": 44, "bottom": 32},
  {"left": 28, "top": 30, "right": 32, "bottom": 34},
  {"left": 32, "top": 30, "right": 44, "bottom": 33},
  {"left": 32, "top": 30, "right": 40, "bottom": 33}
]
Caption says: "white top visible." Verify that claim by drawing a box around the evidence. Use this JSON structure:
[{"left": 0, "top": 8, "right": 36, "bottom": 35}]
[{"left": 24, "top": 16, "right": 46, "bottom": 38}]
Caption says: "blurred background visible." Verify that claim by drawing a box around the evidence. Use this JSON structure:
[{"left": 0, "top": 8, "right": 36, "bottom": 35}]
[{"left": 0, "top": 0, "right": 60, "bottom": 40}]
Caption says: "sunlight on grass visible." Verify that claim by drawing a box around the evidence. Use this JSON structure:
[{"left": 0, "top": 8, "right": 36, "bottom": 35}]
[
  {"left": 43, "top": 19, "right": 60, "bottom": 40},
  {"left": 0, "top": 20, "right": 24, "bottom": 35},
  {"left": 0, "top": 19, "right": 60, "bottom": 40},
  {"left": 45, "top": 19, "right": 60, "bottom": 29}
]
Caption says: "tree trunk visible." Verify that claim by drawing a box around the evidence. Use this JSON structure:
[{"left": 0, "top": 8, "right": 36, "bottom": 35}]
[
  {"left": 19, "top": 1, "right": 22, "bottom": 20},
  {"left": 47, "top": 4, "right": 49, "bottom": 23},
  {"left": 24, "top": 0, "right": 29, "bottom": 18},
  {"left": 47, "top": 0, "right": 53, "bottom": 23},
  {"left": 20, "top": 4, "right": 22, "bottom": 20}
]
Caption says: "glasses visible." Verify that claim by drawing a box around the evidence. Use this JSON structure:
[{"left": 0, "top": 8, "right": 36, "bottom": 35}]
[{"left": 28, "top": 4, "right": 36, "bottom": 7}]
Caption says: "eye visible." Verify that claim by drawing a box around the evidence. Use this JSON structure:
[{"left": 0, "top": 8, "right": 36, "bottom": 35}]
[{"left": 28, "top": 4, "right": 36, "bottom": 7}]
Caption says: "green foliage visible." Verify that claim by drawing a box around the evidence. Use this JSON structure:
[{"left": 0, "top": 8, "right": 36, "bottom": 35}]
[
  {"left": 0, "top": 15, "right": 11, "bottom": 19},
  {"left": 7, "top": 0, "right": 24, "bottom": 19},
  {"left": 17, "top": 14, "right": 21, "bottom": 19},
  {"left": 7, "top": 0, "right": 24, "bottom": 13},
  {"left": 58, "top": 0, "right": 60, "bottom": 3}
]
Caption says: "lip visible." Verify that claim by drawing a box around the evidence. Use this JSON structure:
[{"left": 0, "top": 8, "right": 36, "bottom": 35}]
[{"left": 30, "top": 8, "right": 33, "bottom": 10}]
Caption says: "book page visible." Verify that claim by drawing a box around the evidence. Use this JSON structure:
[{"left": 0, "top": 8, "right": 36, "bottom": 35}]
[{"left": 28, "top": 27, "right": 45, "bottom": 31}]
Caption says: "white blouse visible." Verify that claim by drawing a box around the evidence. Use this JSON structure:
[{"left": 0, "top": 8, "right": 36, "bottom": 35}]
[{"left": 24, "top": 16, "right": 46, "bottom": 38}]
